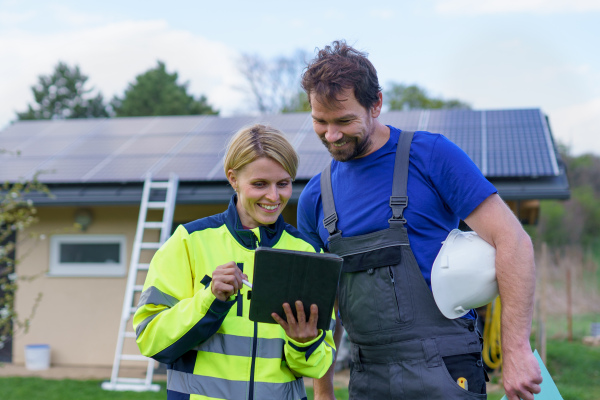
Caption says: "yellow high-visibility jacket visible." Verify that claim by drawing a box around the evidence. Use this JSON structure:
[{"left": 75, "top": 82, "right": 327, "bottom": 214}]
[{"left": 133, "top": 196, "right": 336, "bottom": 400}]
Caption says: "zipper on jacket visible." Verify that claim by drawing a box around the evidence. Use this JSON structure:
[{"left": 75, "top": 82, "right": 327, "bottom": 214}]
[
  {"left": 248, "top": 321, "right": 258, "bottom": 400},
  {"left": 248, "top": 231, "right": 259, "bottom": 400}
]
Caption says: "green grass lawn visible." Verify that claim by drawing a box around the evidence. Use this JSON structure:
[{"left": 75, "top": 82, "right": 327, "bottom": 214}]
[
  {"left": 1, "top": 338, "right": 598, "bottom": 399},
  {"left": 486, "top": 338, "right": 600, "bottom": 400},
  {"left": 0, "top": 377, "right": 347, "bottom": 400}
]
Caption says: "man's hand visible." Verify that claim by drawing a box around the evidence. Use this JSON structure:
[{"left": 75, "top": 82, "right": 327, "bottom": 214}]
[
  {"left": 502, "top": 348, "right": 542, "bottom": 400},
  {"left": 211, "top": 261, "right": 247, "bottom": 301},
  {"left": 272, "top": 301, "right": 319, "bottom": 343}
]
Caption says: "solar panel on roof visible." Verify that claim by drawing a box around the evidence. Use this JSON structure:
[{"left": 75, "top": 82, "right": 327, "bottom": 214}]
[
  {"left": 98, "top": 118, "right": 155, "bottom": 135},
  {"left": 199, "top": 115, "right": 257, "bottom": 134},
  {"left": 0, "top": 138, "right": 29, "bottom": 153},
  {"left": 89, "top": 154, "right": 162, "bottom": 182},
  {"left": 379, "top": 110, "right": 422, "bottom": 131},
  {"left": 66, "top": 136, "right": 132, "bottom": 157},
  {"left": 152, "top": 154, "right": 223, "bottom": 181},
  {"left": 140, "top": 115, "right": 208, "bottom": 135},
  {"left": 0, "top": 108, "right": 561, "bottom": 184},
  {"left": 297, "top": 130, "right": 327, "bottom": 152},
  {"left": 0, "top": 156, "right": 46, "bottom": 181},
  {"left": 297, "top": 152, "right": 333, "bottom": 178},
  {"left": 177, "top": 133, "right": 231, "bottom": 156},
  {"left": 38, "top": 156, "right": 106, "bottom": 183}
]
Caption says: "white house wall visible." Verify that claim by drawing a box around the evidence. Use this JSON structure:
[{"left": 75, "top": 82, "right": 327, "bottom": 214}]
[{"left": 12, "top": 203, "right": 247, "bottom": 368}]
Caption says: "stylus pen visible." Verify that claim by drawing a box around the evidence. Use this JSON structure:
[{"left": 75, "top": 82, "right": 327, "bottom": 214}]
[{"left": 242, "top": 279, "right": 253, "bottom": 289}]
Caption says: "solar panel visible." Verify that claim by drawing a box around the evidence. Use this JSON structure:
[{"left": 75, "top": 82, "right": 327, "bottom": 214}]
[
  {"left": 139, "top": 115, "right": 208, "bottom": 135},
  {"left": 0, "top": 109, "right": 561, "bottom": 184},
  {"left": 254, "top": 113, "right": 312, "bottom": 133},
  {"left": 425, "top": 109, "right": 484, "bottom": 170},
  {"left": 90, "top": 154, "right": 162, "bottom": 182},
  {"left": 379, "top": 110, "right": 422, "bottom": 131},
  {"left": 297, "top": 152, "right": 332, "bottom": 178},
  {"left": 199, "top": 115, "right": 258, "bottom": 134},
  {"left": 66, "top": 136, "right": 133, "bottom": 157},
  {"left": 152, "top": 154, "right": 223, "bottom": 181},
  {"left": 37, "top": 156, "right": 107, "bottom": 182},
  {"left": 297, "top": 129, "right": 327, "bottom": 152},
  {"left": 0, "top": 138, "right": 28, "bottom": 154},
  {"left": 484, "top": 109, "right": 556, "bottom": 177},
  {"left": 176, "top": 133, "right": 231, "bottom": 156},
  {"left": 18, "top": 137, "right": 82, "bottom": 157},
  {"left": 0, "top": 156, "right": 46, "bottom": 181}
]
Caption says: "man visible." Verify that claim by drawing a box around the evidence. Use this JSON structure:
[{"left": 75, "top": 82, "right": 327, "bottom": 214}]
[{"left": 297, "top": 40, "right": 542, "bottom": 399}]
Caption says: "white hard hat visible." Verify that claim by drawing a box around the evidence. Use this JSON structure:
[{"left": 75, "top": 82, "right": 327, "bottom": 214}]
[{"left": 431, "top": 229, "right": 498, "bottom": 319}]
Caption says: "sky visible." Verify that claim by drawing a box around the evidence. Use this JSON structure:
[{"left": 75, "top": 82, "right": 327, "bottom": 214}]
[{"left": 1, "top": 0, "right": 599, "bottom": 155}]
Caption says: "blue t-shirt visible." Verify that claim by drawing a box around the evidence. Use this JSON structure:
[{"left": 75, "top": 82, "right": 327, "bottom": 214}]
[{"left": 297, "top": 126, "right": 497, "bottom": 289}]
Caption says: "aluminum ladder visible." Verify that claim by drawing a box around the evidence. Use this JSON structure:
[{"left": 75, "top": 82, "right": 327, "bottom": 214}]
[{"left": 102, "top": 173, "right": 179, "bottom": 392}]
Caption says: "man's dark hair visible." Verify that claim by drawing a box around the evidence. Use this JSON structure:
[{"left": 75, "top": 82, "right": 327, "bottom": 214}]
[{"left": 301, "top": 40, "right": 382, "bottom": 110}]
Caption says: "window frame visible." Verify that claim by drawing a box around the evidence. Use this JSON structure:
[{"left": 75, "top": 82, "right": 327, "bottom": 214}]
[{"left": 49, "top": 234, "right": 127, "bottom": 277}]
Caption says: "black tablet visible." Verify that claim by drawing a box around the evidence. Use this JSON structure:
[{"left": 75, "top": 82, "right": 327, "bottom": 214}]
[{"left": 248, "top": 247, "right": 343, "bottom": 331}]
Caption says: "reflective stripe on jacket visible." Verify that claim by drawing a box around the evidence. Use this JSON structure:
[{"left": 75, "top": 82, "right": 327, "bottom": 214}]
[{"left": 133, "top": 195, "right": 336, "bottom": 400}]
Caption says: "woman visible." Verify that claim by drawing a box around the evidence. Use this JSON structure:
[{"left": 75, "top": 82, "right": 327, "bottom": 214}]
[{"left": 133, "top": 124, "right": 336, "bottom": 400}]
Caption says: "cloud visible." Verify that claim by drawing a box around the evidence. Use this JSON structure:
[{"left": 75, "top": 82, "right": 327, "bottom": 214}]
[
  {"left": 0, "top": 19, "right": 248, "bottom": 129},
  {"left": 435, "top": 0, "right": 600, "bottom": 15},
  {"left": 0, "top": 10, "right": 36, "bottom": 26},
  {"left": 48, "top": 4, "right": 111, "bottom": 26},
  {"left": 549, "top": 98, "right": 600, "bottom": 155},
  {"left": 370, "top": 9, "right": 395, "bottom": 20}
]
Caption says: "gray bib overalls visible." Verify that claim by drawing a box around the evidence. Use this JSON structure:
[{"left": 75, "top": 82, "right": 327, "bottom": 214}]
[{"left": 320, "top": 131, "right": 486, "bottom": 399}]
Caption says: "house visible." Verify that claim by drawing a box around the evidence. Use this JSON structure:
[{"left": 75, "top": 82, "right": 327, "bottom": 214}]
[{"left": 0, "top": 108, "right": 570, "bottom": 368}]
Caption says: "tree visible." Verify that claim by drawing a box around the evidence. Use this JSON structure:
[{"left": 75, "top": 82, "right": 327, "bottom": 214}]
[
  {"left": 238, "top": 50, "right": 309, "bottom": 114},
  {"left": 384, "top": 83, "right": 471, "bottom": 111},
  {"left": 0, "top": 174, "right": 48, "bottom": 361},
  {"left": 16, "top": 62, "right": 109, "bottom": 120},
  {"left": 281, "top": 91, "right": 311, "bottom": 113},
  {"left": 112, "top": 61, "right": 218, "bottom": 117},
  {"left": 536, "top": 148, "right": 600, "bottom": 249}
]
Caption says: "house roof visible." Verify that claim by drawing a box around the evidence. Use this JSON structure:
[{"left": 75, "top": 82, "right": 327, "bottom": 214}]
[{"left": 1, "top": 108, "right": 570, "bottom": 204}]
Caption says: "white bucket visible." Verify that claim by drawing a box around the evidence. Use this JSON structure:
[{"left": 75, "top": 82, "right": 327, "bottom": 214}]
[{"left": 25, "top": 344, "right": 50, "bottom": 370}]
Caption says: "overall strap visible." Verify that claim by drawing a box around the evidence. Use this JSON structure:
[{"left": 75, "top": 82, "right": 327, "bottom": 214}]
[
  {"left": 389, "top": 131, "right": 414, "bottom": 227},
  {"left": 320, "top": 162, "right": 341, "bottom": 240}
]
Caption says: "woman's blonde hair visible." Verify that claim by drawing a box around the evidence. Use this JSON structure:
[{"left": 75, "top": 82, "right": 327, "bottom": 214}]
[{"left": 224, "top": 124, "right": 298, "bottom": 179}]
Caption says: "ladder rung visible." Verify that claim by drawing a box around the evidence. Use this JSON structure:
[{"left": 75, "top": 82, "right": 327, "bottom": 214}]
[
  {"left": 147, "top": 201, "right": 167, "bottom": 209},
  {"left": 133, "top": 285, "right": 144, "bottom": 292},
  {"left": 102, "top": 381, "right": 161, "bottom": 392},
  {"left": 149, "top": 181, "right": 170, "bottom": 189},
  {"left": 116, "top": 377, "right": 148, "bottom": 384},
  {"left": 137, "top": 263, "right": 151, "bottom": 270},
  {"left": 123, "top": 331, "right": 136, "bottom": 338},
  {"left": 140, "top": 242, "right": 161, "bottom": 250},
  {"left": 143, "top": 222, "right": 164, "bottom": 229},
  {"left": 120, "top": 354, "right": 151, "bottom": 361}
]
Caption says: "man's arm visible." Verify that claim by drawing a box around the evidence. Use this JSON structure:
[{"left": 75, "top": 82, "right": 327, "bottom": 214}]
[
  {"left": 312, "top": 299, "right": 343, "bottom": 400},
  {"left": 464, "top": 193, "right": 542, "bottom": 400}
]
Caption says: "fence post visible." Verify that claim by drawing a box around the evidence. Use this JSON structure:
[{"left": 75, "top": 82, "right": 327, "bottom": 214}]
[
  {"left": 540, "top": 242, "right": 548, "bottom": 362},
  {"left": 566, "top": 256, "right": 573, "bottom": 342}
]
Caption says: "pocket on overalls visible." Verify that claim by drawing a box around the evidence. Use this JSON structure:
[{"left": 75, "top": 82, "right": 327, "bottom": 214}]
[
  {"left": 416, "top": 339, "right": 487, "bottom": 399},
  {"left": 339, "top": 265, "right": 413, "bottom": 334},
  {"left": 441, "top": 353, "right": 487, "bottom": 395}
]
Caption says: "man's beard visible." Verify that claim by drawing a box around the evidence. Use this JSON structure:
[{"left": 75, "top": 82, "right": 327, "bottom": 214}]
[{"left": 322, "top": 132, "right": 373, "bottom": 162}]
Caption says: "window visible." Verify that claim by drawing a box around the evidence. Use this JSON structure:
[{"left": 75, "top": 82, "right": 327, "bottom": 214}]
[{"left": 49, "top": 235, "right": 127, "bottom": 277}]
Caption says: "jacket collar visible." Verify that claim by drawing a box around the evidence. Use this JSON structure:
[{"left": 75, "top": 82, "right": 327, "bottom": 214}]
[{"left": 224, "top": 194, "right": 285, "bottom": 249}]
